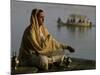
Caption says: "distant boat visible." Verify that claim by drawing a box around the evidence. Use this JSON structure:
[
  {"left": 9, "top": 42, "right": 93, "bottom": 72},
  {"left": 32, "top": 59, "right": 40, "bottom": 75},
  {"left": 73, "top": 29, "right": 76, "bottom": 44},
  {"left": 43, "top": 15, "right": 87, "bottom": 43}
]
[{"left": 57, "top": 14, "right": 92, "bottom": 27}]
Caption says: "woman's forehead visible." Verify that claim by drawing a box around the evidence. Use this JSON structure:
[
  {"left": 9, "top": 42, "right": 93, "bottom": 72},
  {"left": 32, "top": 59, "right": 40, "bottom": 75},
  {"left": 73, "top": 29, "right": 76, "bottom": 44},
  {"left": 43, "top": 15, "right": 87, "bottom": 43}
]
[{"left": 38, "top": 12, "right": 45, "bottom": 17}]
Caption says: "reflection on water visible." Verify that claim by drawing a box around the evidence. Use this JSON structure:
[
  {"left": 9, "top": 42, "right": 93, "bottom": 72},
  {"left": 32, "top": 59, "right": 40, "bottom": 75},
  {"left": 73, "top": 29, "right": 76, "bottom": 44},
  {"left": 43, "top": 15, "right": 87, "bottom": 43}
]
[
  {"left": 57, "top": 24, "right": 92, "bottom": 39},
  {"left": 66, "top": 26, "right": 92, "bottom": 32},
  {"left": 57, "top": 24, "right": 92, "bottom": 32},
  {"left": 56, "top": 24, "right": 96, "bottom": 60}
]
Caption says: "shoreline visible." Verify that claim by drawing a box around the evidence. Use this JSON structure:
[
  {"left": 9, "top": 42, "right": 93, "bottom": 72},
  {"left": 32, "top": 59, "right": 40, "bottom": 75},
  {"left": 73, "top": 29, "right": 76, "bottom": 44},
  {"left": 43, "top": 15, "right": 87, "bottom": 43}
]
[{"left": 11, "top": 57, "right": 96, "bottom": 74}]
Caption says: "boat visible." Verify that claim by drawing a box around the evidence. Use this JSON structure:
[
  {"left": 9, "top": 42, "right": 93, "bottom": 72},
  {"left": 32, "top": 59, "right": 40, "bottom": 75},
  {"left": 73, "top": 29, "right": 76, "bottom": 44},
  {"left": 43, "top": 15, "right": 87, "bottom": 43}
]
[
  {"left": 67, "top": 14, "right": 92, "bottom": 27},
  {"left": 57, "top": 14, "right": 92, "bottom": 27}
]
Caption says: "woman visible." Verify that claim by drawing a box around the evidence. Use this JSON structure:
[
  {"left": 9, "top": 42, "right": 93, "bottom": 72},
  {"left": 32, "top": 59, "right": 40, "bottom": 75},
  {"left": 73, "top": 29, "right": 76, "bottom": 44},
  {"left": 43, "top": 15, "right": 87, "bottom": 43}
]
[{"left": 18, "top": 8, "right": 75, "bottom": 70}]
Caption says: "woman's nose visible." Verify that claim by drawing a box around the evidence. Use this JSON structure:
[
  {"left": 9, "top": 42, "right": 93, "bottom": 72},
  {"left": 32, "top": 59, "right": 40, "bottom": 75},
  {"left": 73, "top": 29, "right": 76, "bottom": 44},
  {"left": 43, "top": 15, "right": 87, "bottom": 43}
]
[{"left": 42, "top": 18, "right": 44, "bottom": 22}]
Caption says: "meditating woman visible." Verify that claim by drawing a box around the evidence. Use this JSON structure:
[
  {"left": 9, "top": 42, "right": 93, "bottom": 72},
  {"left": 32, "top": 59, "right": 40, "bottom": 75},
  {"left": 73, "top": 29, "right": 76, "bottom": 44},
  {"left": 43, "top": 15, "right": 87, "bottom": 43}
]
[{"left": 18, "top": 8, "right": 75, "bottom": 70}]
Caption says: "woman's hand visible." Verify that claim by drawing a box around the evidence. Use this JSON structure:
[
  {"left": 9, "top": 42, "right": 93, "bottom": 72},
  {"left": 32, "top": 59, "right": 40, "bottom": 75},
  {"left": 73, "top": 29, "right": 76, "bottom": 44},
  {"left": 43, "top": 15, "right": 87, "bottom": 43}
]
[
  {"left": 67, "top": 46, "right": 75, "bottom": 53},
  {"left": 61, "top": 44, "right": 75, "bottom": 53}
]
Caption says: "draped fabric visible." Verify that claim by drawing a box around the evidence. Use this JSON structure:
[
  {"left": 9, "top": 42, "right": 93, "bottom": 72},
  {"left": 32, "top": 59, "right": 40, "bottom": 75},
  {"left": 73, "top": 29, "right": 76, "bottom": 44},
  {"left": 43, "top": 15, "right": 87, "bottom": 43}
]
[{"left": 18, "top": 9, "right": 66, "bottom": 65}]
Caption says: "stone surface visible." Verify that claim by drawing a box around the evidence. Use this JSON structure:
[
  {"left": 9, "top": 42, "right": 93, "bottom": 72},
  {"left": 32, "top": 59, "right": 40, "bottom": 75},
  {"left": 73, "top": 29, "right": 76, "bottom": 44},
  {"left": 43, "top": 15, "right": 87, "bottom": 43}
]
[{"left": 11, "top": 58, "right": 96, "bottom": 74}]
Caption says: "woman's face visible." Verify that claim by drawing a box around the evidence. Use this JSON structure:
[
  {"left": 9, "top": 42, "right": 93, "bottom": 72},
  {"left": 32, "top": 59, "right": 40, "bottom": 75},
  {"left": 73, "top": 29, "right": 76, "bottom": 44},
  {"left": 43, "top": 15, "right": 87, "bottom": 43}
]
[{"left": 37, "top": 12, "right": 45, "bottom": 26}]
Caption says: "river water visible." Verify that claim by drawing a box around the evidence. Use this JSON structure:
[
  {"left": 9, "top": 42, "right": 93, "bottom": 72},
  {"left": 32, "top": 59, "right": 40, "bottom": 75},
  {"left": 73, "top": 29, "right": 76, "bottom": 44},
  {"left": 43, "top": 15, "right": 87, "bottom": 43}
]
[{"left": 11, "top": 1, "right": 96, "bottom": 60}]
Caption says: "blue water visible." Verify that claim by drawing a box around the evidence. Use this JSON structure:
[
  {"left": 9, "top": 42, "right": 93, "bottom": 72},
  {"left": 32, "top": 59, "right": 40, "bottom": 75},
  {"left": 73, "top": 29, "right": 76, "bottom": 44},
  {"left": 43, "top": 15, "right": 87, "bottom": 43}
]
[{"left": 11, "top": 0, "right": 96, "bottom": 60}]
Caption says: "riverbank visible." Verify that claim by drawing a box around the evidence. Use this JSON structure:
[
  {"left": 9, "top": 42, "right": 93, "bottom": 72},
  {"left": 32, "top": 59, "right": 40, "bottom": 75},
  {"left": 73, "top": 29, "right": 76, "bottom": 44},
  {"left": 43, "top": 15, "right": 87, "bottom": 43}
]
[{"left": 11, "top": 57, "right": 96, "bottom": 74}]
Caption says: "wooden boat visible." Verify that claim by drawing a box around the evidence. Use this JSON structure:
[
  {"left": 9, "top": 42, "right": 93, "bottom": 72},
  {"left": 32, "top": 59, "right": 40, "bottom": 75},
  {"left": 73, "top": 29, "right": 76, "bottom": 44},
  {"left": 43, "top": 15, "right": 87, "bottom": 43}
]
[{"left": 57, "top": 14, "right": 92, "bottom": 27}]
